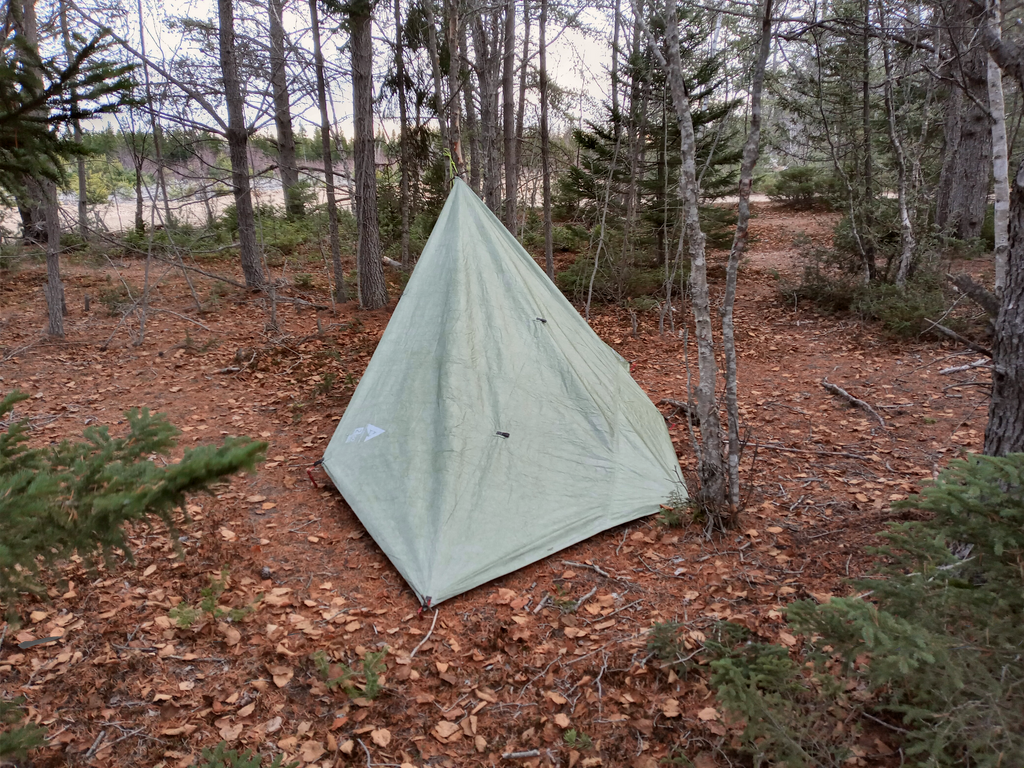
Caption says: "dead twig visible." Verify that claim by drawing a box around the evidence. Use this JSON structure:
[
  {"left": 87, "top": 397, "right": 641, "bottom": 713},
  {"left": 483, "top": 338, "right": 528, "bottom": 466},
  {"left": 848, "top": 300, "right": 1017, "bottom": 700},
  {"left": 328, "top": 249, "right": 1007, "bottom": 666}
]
[
  {"left": 747, "top": 443, "right": 870, "bottom": 461},
  {"left": 561, "top": 560, "right": 611, "bottom": 578},
  {"left": 502, "top": 750, "right": 541, "bottom": 759},
  {"left": 85, "top": 729, "right": 107, "bottom": 759},
  {"left": 821, "top": 379, "right": 886, "bottom": 426},
  {"left": 410, "top": 609, "right": 439, "bottom": 658},
  {"left": 939, "top": 359, "right": 991, "bottom": 375},
  {"left": 923, "top": 319, "right": 992, "bottom": 357}
]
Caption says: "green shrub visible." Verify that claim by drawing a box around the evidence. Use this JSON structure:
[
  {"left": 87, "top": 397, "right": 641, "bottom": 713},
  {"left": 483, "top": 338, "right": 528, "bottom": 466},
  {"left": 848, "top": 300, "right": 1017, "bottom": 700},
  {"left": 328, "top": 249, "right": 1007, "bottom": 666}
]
[
  {"left": 0, "top": 391, "right": 266, "bottom": 602},
  {"left": 0, "top": 698, "right": 46, "bottom": 762},
  {"left": 190, "top": 741, "right": 297, "bottom": 768},
  {"left": 312, "top": 646, "right": 388, "bottom": 700},
  {"left": 169, "top": 569, "right": 259, "bottom": 628},
  {"left": 765, "top": 166, "right": 834, "bottom": 209},
  {"left": 708, "top": 454, "right": 1024, "bottom": 768}
]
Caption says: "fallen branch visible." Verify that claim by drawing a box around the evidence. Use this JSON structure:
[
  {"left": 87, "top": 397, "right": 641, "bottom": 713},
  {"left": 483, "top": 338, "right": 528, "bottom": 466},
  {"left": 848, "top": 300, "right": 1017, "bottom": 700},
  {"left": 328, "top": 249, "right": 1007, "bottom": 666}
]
[
  {"left": 821, "top": 379, "right": 886, "bottom": 426},
  {"left": 410, "top": 609, "right": 439, "bottom": 658},
  {"left": 561, "top": 560, "right": 611, "bottom": 578},
  {"left": 501, "top": 750, "right": 540, "bottom": 760},
  {"left": 923, "top": 318, "right": 992, "bottom": 357},
  {"left": 939, "top": 359, "right": 991, "bottom": 375},
  {"left": 948, "top": 273, "right": 1000, "bottom": 317},
  {"left": 747, "top": 443, "right": 871, "bottom": 461}
]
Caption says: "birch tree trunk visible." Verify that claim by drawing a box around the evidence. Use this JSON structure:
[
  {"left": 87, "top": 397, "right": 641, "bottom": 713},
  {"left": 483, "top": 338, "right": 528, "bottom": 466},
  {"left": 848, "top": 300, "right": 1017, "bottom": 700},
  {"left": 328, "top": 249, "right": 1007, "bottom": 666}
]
[
  {"left": 663, "top": 0, "right": 726, "bottom": 511},
  {"left": 269, "top": 0, "right": 302, "bottom": 218},
  {"left": 350, "top": 0, "right": 389, "bottom": 309},
  {"left": 987, "top": 0, "right": 1010, "bottom": 293},
  {"left": 395, "top": 0, "right": 412, "bottom": 265},
  {"left": 218, "top": 0, "right": 264, "bottom": 289},
  {"left": 309, "top": 0, "right": 347, "bottom": 300},
  {"left": 860, "top": 0, "right": 876, "bottom": 282},
  {"left": 502, "top": 0, "right": 516, "bottom": 230},
  {"left": 722, "top": 0, "right": 772, "bottom": 515},
  {"left": 539, "top": 0, "right": 553, "bottom": 278},
  {"left": 879, "top": 3, "right": 915, "bottom": 287}
]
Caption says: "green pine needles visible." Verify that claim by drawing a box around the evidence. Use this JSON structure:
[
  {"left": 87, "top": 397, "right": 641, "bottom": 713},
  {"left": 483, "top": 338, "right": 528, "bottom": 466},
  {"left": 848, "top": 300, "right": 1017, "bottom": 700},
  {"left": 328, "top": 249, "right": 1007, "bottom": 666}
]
[
  {"left": 0, "top": 390, "right": 266, "bottom": 603},
  {"left": 707, "top": 453, "right": 1024, "bottom": 767}
]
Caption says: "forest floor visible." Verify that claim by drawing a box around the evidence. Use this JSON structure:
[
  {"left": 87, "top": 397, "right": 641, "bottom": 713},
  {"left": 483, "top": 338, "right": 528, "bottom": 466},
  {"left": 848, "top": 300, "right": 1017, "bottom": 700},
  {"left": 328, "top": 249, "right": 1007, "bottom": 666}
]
[{"left": 0, "top": 203, "right": 995, "bottom": 768}]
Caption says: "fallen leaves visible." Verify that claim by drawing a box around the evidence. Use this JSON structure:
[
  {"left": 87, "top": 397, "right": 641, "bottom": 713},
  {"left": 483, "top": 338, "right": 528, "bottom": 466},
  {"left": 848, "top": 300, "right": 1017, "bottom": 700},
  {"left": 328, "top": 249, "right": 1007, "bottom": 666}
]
[{"left": 266, "top": 665, "right": 293, "bottom": 688}]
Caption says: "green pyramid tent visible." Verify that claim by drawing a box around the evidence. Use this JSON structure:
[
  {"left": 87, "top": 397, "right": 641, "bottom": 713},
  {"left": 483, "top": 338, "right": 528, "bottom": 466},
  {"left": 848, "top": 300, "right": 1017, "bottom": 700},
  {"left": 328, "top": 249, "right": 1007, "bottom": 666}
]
[{"left": 322, "top": 179, "right": 685, "bottom": 606}]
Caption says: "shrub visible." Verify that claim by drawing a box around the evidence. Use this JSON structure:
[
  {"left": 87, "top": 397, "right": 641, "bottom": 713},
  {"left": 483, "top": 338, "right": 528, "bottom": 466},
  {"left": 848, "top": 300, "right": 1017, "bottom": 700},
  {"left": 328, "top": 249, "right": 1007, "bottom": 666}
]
[
  {"left": 708, "top": 454, "right": 1024, "bottom": 768},
  {"left": 190, "top": 742, "right": 297, "bottom": 768},
  {"left": 0, "top": 391, "right": 266, "bottom": 602},
  {"left": 312, "top": 646, "right": 388, "bottom": 700},
  {"left": 765, "top": 166, "right": 834, "bottom": 209},
  {"left": 0, "top": 698, "right": 45, "bottom": 762}
]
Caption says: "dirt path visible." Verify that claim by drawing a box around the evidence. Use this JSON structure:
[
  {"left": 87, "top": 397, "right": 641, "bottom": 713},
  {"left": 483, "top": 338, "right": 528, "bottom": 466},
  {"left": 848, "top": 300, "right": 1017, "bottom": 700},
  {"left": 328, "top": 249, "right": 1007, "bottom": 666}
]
[{"left": 0, "top": 203, "right": 992, "bottom": 767}]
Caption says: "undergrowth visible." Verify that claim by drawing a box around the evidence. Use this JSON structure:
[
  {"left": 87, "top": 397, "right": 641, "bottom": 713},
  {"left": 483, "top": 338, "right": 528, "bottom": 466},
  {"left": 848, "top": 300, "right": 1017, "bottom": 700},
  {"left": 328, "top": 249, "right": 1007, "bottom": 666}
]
[
  {"left": 698, "top": 453, "right": 1024, "bottom": 767},
  {"left": 312, "top": 646, "right": 388, "bottom": 700}
]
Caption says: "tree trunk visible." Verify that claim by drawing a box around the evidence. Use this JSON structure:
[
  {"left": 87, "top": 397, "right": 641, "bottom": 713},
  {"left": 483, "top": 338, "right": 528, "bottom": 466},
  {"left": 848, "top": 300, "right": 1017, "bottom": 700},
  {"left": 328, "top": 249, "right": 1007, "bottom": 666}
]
[
  {"left": 135, "top": 160, "right": 145, "bottom": 234},
  {"left": 879, "top": 3, "right": 915, "bottom": 287},
  {"left": 502, "top": 0, "right": 516, "bottom": 230},
  {"left": 44, "top": 180, "right": 65, "bottom": 337},
  {"left": 664, "top": 0, "right": 726, "bottom": 512},
  {"left": 461, "top": 25, "right": 482, "bottom": 195},
  {"left": 472, "top": 7, "right": 501, "bottom": 211},
  {"left": 721, "top": 0, "right": 772, "bottom": 515},
  {"left": 539, "top": 0, "right": 552, "bottom": 279},
  {"left": 860, "top": 0, "right": 875, "bottom": 282},
  {"left": 979, "top": 11, "right": 1024, "bottom": 455},
  {"left": 984, "top": 158, "right": 1024, "bottom": 455},
  {"left": 987, "top": 0, "right": 1010, "bottom": 293},
  {"left": 350, "top": 2, "right": 389, "bottom": 309},
  {"left": 936, "top": 0, "right": 992, "bottom": 241},
  {"left": 611, "top": 0, "right": 620, "bottom": 139},
  {"left": 514, "top": 0, "right": 530, "bottom": 198},
  {"left": 395, "top": 0, "right": 412, "bottom": 266},
  {"left": 58, "top": 0, "right": 87, "bottom": 239},
  {"left": 269, "top": 0, "right": 302, "bottom": 218},
  {"left": 424, "top": 0, "right": 450, "bottom": 162},
  {"left": 137, "top": 0, "right": 172, "bottom": 228},
  {"left": 447, "top": 0, "right": 465, "bottom": 172},
  {"left": 309, "top": 0, "right": 347, "bottom": 301},
  {"left": 218, "top": 0, "right": 264, "bottom": 289}
]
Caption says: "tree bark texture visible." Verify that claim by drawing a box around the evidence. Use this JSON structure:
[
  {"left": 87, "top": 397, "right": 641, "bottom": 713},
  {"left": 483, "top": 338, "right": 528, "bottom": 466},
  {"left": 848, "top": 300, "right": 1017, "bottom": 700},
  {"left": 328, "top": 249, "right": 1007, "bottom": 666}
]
[
  {"left": 58, "top": 0, "right": 87, "bottom": 238},
  {"left": 472, "top": 6, "right": 501, "bottom": 211},
  {"left": 310, "top": 0, "right": 346, "bottom": 301},
  {"left": 447, "top": 0, "right": 465, "bottom": 173},
  {"left": 987, "top": 0, "right": 1010, "bottom": 292},
  {"left": 539, "top": 0, "right": 553, "bottom": 278},
  {"left": 514, "top": 0, "right": 530, "bottom": 198},
  {"left": 395, "top": 0, "right": 412, "bottom": 265},
  {"left": 664, "top": 0, "right": 726, "bottom": 508},
  {"left": 218, "top": 0, "right": 264, "bottom": 289},
  {"left": 424, "top": 0, "right": 450, "bottom": 164},
  {"left": 269, "top": 0, "right": 302, "bottom": 218},
  {"left": 460, "top": 25, "right": 482, "bottom": 195},
  {"left": 936, "top": 0, "right": 992, "bottom": 241},
  {"left": 984, "top": 158, "right": 1024, "bottom": 455},
  {"left": 350, "top": 3, "right": 389, "bottom": 309},
  {"left": 502, "top": 0, "right": 516, "bottom": 230},
  {"left": 722, "top": 0, "right": 773, "bottom": 515}
]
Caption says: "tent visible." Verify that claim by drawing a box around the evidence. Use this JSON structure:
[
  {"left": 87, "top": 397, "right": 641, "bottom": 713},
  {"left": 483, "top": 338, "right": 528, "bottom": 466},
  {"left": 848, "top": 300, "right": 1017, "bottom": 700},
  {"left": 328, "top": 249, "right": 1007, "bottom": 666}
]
[{"left": 322, "top": 179, "right": 685, "bottom": 606}]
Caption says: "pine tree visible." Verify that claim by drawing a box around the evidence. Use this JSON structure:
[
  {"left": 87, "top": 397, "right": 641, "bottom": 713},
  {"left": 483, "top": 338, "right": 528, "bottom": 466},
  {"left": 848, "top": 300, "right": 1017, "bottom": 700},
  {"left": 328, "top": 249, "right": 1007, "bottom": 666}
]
[{"left": 0, "top": 391, "right": 266, "bottom": 601}]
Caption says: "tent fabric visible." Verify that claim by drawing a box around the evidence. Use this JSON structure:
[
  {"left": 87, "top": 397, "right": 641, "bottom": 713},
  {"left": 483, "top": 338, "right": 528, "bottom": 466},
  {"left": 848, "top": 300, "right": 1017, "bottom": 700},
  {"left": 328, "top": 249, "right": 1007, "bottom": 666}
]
[{"left": 322, "top": 178, "right": 685, "bottom": 606}]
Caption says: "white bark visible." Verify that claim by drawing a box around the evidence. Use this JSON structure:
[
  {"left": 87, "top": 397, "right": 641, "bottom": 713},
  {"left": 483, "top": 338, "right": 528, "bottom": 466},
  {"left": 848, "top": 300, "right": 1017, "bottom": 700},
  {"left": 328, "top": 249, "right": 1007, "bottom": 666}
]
[{"left": 987, "top": 0, "right": 1010, "bottom": 292}]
